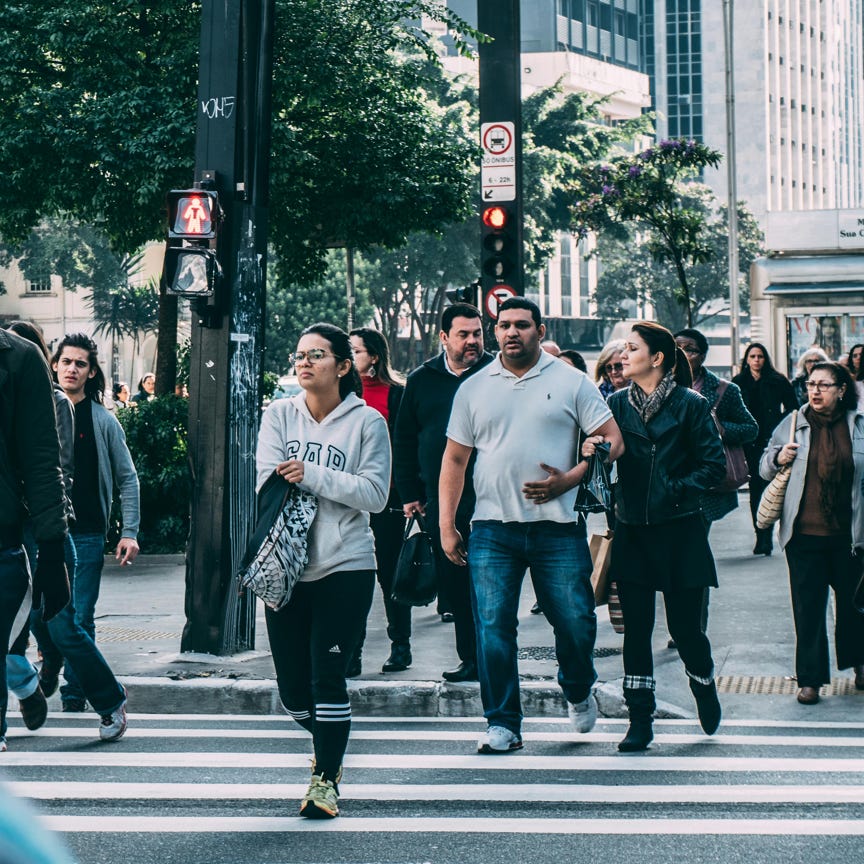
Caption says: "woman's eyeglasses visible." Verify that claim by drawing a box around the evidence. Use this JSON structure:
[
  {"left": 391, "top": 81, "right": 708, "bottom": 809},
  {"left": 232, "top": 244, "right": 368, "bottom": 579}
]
[
  {"left": 805, "top": 381, "right": 838, "bottom": 392},
  {"left": 290, "top": 349, "right": 333, "bottom": 365},
  {"left": 605, "top": 362, "right": 624, "bottom": 373}
]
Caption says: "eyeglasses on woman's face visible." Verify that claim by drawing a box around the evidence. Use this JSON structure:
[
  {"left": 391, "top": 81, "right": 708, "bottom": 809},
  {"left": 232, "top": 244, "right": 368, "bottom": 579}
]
[
  {"left": 290, "top": 349, "right": 334, "bottom": 365},
  {"left": 605, "top": 362, "right": 624, "bottom": 374},
  {"left": 805, "top": 381, "right": 838, "bottom": 392}
]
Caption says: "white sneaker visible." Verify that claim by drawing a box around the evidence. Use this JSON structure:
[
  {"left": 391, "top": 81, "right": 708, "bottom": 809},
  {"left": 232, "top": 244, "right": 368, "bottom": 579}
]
[
  {"left": 99, "top": 700, "right": 128, "bottom": 742},
  {"left": 568, "top": 692, "right": 598, "bottom": 734},
  {"left": 477, "top": 725, "right": 523, "bottom": 753},
  {"left": 0, "top": 736, "right": 7, "bottom": 752}
]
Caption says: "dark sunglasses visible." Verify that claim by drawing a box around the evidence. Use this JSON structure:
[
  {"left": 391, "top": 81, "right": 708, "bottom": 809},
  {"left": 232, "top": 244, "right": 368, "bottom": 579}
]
[{"left": 605, "top": 362, "right": 624, "bottom": 373}]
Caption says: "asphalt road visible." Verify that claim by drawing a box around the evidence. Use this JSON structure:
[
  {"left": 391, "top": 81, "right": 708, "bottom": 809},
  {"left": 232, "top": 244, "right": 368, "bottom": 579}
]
[{"left": 3, "top": 713, "right": 863, "bottom": 864}]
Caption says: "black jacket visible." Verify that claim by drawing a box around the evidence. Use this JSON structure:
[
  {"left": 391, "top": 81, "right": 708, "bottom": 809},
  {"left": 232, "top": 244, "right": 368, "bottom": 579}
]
[
  {"left": 393, "top": 351, "right": 494, "bottom": 517},
  {"left": 731, "top": 369, "right": 797, "bottom": 450},
  {"left": 0, "top": 329, "right": 67, "bottom": 546},
  {"left": 609, "top": 385, "right": 726, "bottom": 526}
]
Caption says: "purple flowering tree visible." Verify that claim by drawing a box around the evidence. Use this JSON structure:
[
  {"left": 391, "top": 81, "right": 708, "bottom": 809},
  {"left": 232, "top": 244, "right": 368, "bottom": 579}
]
[{"left": 571, "top": 139, "right": 722, "bottom": 326}]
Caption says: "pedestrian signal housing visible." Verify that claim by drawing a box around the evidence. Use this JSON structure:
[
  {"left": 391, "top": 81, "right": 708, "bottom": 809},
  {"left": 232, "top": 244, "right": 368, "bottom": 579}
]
[{"left": 162, "top": 187, "right": 223, "bottom": 298}]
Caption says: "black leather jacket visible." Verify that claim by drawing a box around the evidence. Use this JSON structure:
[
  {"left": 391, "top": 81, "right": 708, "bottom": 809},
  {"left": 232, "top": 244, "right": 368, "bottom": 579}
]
[{"left": 609, "top": 385, "right": 726, "bottom": 526}]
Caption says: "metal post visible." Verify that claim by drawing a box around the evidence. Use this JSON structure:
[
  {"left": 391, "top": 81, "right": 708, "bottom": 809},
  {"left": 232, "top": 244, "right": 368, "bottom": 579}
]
[
  {"left": 345, "top": 247, "right": 356, "bottom": 330},
  {"left": 478, "top": 0, "right": 524, "bottom": 316},
  {"left": 723, "top": 0, "right": 741, "bottom": 376},
  {"left": 182, "top": 0, "right": 275, "bottom": 654}
]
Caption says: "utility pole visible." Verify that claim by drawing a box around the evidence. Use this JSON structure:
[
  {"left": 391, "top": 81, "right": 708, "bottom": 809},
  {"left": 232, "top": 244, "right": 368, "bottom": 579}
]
[
  {"left": 180, "top": 0, "right": 275, "bottom": 654},
  {"left": 477, "top": 0, "right": 524, "bottom": 323},
  {"left": 723, "top": 0, "right": 741, "bottom": 376}
]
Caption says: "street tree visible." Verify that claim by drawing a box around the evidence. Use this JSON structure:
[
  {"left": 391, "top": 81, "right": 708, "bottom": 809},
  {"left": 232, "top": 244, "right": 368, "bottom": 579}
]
[
  {"left": 570, "top": 139, "right": 723, "bottom": 326},
  {"left": 0, "top": 1, "right": 481, "bottom": 385},
  {"left": 275, "top": 84, "right": 652, "bottom": 365},
  {"left": 593, "top": 184, "right": 765, "bottom": 331},
  {"left": 0, "top": 220, "right": 159, "bottom": 380}
]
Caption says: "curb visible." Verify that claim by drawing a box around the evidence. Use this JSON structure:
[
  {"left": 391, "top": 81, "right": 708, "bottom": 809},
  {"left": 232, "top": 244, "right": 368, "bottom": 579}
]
[{"left": 119, "top": 676, "right": 692, "bottom": 720}]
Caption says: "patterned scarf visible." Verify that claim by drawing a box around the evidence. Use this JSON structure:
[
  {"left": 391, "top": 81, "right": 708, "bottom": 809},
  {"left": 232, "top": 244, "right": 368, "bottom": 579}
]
[{"left": 628, "top": 371, "right": 677, "bottom": 425}]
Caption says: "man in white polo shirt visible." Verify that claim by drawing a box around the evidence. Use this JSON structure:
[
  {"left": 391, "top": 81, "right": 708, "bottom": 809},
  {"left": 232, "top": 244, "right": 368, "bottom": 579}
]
[{"left": 439, "top": 297, "right": 624, "bottom": 753}]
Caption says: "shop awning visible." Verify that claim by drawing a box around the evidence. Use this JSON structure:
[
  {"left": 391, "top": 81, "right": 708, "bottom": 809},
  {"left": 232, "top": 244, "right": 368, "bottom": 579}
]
[{"left": 764, "top": 281, "right": 864, "bottom": 294}]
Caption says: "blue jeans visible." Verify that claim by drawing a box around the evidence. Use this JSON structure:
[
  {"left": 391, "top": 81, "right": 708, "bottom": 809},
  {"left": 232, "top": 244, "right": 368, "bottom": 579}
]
[
  {"left": 468, "top": 520, "right": 597, "bottom": 734},
  {"left": 22, "top": 534, "right": 124, "bottom": 715},
  {"left": 0, "top": 545, "right": 30, "bottom": 738},
  {"left": 61, "top": 532, "right": 106, "bottom": 703}
]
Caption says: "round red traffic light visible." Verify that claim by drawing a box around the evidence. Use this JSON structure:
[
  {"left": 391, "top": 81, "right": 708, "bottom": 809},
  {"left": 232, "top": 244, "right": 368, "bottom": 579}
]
[{"left": 482, "top": 206, "right": 508, "bottom": 230}]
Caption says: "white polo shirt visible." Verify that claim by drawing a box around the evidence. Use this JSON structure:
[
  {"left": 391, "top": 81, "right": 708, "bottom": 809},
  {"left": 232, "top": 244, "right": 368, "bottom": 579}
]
[{"left": 446, "top": 351, "right": 612, "bottom": 524}]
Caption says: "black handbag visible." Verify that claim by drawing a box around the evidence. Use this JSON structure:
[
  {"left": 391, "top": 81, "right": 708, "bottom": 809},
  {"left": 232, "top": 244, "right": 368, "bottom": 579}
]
[
  {"left": 573, "top": 441, "right": 612, "bottom": 514},
  {"left": 391, "top": 513, "right": 438, "bottom": 607},
  {"left": 238, "top": 471, "right": 318, "bottom": 611}
]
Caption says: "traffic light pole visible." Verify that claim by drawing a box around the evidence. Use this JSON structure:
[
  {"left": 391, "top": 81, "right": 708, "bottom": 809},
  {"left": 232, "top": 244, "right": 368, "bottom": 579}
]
[
  {"left": 181, "top": 0, "right": 275, "bottom": 654},
  {"left": 478, "top": 0, "right": 524, "bottom": 322}
]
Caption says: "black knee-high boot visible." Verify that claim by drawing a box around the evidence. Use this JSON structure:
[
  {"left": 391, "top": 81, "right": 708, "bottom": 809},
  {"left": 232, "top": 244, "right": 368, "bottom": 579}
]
[{"left": 619, "top": 686, "right": 655, "bottom": 752}]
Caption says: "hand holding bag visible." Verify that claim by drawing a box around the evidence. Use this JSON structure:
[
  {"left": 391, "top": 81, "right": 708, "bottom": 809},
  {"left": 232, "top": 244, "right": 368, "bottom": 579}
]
[
  {"left": 574, "top": 442, "right": 613, "bottom": 514},
  {"left": 756, "top": 410, "right": 798, "bottom": 530},
  {"left": 391, "top": 513, "right": 438, "bottom": 607},
  {"left": 238, "top": 471, "right": 318, "bottom": 611}
]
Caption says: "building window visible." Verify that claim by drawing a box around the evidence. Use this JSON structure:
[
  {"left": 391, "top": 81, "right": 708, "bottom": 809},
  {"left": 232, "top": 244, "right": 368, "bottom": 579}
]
[{"left": 25, "top": 274, "right": 52, "bottom": 293}]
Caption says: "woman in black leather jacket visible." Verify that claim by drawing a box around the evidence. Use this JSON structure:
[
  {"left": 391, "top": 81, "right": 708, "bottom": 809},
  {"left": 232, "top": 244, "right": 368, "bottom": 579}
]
[
  {"left": 584, "top": 322, "right": 725, "bottom": 752},
  {"left": 732, "top": 343, "right": 797, "bottom": 556}
]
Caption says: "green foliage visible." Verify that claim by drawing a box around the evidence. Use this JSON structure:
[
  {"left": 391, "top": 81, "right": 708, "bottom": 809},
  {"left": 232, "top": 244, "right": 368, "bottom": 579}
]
[
  {"left": 593, "top": 185, "right": 764, "bottom": 331},
  {"left": 0, "top": 1, "right": 481, "bottom": 278},
  {"left": 571, "top": 139, "right": 723, "bottom": 326},
  {"left": 116, "top": 396, "right": 190, "bottom": 553},
  {"left": 522, "top": 87, "right": 652, "bottom": 274}
]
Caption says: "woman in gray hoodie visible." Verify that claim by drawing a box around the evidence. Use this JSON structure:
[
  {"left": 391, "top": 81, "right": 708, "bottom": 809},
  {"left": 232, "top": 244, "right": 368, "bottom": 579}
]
[{"left": 256, "top": 323, "right": 391, "bottom": 819}]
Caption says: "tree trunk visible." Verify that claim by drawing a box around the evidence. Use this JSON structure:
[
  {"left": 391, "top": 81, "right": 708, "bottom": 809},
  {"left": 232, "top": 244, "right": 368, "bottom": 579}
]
[{"left": 155, "top": 289, "right": 178, "bottom": 396}]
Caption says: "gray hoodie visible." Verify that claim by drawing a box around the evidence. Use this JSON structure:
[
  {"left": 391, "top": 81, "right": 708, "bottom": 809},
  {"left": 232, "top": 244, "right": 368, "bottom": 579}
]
[{"left": 256, "top": 392, "right": 391, "bottom": 581}]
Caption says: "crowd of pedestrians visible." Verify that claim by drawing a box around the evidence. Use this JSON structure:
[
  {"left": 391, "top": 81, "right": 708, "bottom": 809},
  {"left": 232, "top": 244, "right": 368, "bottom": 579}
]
[{"left": 3, "top": 308, "right": 863, "bottom": 823}]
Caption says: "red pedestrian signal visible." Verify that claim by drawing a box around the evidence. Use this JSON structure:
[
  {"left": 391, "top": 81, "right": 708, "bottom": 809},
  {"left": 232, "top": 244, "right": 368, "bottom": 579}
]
[{"left": 166, "top": 189, "right": 221, "bottom": 240}]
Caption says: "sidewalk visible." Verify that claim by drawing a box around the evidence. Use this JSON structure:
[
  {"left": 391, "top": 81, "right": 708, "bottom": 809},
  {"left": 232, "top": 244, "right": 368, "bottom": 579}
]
[{"left": 27, "top": 498, "right": 864, "bottom": 721}]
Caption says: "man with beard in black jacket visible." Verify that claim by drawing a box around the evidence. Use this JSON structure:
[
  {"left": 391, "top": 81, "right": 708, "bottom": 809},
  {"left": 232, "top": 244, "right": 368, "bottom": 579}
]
[{"left": 393, "top": 303, "right": 493, "bottom": 682}]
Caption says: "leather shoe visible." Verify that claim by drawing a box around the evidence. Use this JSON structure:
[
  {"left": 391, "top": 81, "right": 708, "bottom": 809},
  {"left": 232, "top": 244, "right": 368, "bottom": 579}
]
[
  {"left": 440, "top": 612, "right": 455, "bottom": 623},
  {"left": 382, "top": 644, "right": 412, "bottom": 673},
  {"left": 753, "top": 535, "right": 773, "bottom": 556},
  {"left": 20, "top": 686, "right": 48, "bottom": 731},
  {"left": 39, "top": 660, "right": 61, "bottom": 698},
  {"left": 854, "top": 666, "right": 864, "bottom": 691},
  {"left": 442, "top": 661, "right": 478, "bottom": 682},
  {"left": 797, "top": 686, "right": 820, "bottom": 705}
]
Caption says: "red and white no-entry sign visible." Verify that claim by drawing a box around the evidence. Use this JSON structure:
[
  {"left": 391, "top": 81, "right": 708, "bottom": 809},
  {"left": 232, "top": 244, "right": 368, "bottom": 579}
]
[{"left": 484, "top": 285, "right": 518, "bottom": 319}]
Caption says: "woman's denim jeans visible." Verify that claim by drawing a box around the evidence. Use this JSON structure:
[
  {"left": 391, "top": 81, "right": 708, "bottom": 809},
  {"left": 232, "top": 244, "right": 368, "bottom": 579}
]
[{"left": 468, "top": 520, "right": 597, "bottom": 734}]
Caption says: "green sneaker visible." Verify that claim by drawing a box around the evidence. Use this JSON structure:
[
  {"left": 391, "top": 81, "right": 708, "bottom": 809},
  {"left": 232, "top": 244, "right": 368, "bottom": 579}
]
[{"left": 300, "top": 774, "right": 339, "bottom": 819}]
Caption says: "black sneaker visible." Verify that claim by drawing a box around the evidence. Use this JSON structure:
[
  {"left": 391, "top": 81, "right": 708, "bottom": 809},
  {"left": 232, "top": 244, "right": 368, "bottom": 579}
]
[{"left": 62, "top": 698, "right": 87, "bottom": 713}]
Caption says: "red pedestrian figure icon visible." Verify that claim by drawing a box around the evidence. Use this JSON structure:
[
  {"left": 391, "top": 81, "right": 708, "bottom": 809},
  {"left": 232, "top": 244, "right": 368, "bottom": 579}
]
[{"left": 181, "top": 197, "right": 208, "bottom": 234}]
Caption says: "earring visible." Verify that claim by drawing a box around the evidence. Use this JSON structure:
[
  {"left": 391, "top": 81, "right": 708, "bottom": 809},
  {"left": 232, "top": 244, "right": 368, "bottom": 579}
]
[{"left": 368, "top": 364, "right": 377, "bottom": 378}]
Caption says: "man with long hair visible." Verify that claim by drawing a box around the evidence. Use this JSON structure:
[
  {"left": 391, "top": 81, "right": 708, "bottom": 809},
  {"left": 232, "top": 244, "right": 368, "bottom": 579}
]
[{"left": 49, "top": 333, "right": 140, "bottom": 715}]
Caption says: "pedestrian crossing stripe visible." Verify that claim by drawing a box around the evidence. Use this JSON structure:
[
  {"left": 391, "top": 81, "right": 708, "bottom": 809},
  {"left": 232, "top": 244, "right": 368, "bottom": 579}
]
[
  {"left": 3, "top": 752, "right": 864, "bottom": 771},
  {"left": 39, "top": 816, "right": 864, "bottom": 835},
  {"left": 11, "top": 782, "right": 864, "bottom": 804},
  {"left": 36, "top": 712, "right": 864, "bottom": 730},
  {"left": 7, "top": 727, "right": 864, "bottom": 748}
]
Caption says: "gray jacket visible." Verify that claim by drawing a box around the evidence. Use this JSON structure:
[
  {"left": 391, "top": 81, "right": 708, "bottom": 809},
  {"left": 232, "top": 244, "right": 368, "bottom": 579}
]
[
  {"left": 759, "top": 406, "right": 864, "bottom": 551},
  {"left": 90, "top": 402, "right": 140, "bottom": 540}
]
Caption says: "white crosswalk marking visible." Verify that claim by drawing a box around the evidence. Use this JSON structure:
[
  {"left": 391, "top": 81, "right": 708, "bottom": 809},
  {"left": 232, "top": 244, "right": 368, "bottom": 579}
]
[{"left": 3, "top": 714, "right": 864, "bottom": 853}]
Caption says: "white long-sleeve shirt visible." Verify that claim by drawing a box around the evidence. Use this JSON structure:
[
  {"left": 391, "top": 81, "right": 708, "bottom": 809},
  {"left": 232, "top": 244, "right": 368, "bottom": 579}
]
[{"left": 256, "top": 392, "right": 391, "bottom": 581}]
